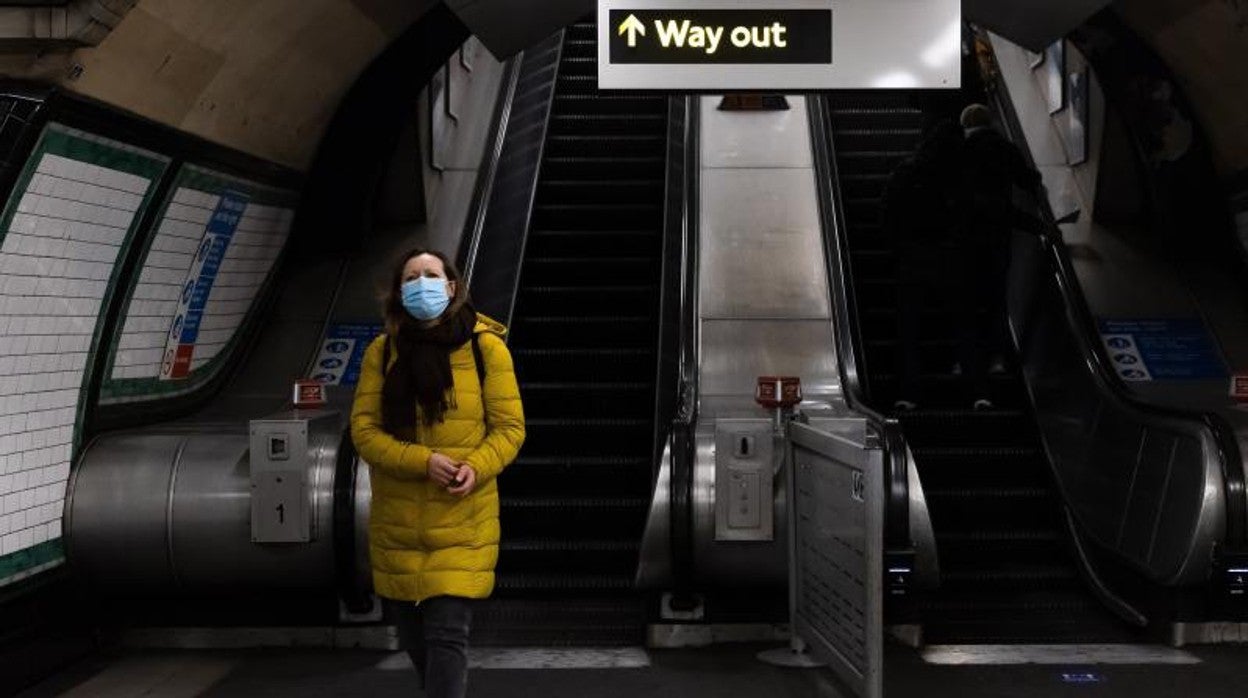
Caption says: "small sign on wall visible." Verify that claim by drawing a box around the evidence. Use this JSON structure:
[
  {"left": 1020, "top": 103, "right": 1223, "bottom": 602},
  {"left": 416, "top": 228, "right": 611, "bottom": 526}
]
[
  {"left": 310, "top": 323, "right": 383, "bottom": 386},
  {"left": 159, "top": 190, "right": 249, "bottom": 380},
  {"left": 1099, "top": 318, "right": 1226, "bottom": 382}
]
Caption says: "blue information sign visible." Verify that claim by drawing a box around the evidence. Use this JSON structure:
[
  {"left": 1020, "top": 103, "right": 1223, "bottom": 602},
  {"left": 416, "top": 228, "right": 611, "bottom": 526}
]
[
  {"left": 311, "top": 323, "right": 383, "bottom": 386},
  {"left": 181, "top": 191, "right": 247, "bottom": 344},
  {"left": 1098, "top": 318, "right": 1225, "bottom": 381}
]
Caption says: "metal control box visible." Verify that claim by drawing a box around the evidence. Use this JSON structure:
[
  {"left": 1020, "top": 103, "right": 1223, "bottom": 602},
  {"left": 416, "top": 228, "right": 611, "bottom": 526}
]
[
  {"left": 249, "top": 413, "right": 323, "bottom": 543},
  {"left": 714, "top": 418, "right": 776, "bottom": 541}
]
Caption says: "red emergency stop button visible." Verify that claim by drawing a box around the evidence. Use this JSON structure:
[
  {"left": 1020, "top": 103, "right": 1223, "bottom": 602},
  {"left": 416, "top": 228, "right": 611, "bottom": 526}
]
[{"left": 755, "top": 376, "right": 801, "bottom": 409}]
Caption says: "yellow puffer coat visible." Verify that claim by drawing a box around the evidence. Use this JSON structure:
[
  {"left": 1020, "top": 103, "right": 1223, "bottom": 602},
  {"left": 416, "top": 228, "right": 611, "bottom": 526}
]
[{"left": 349, "top": 313, "right": 525, "bottom": 602}]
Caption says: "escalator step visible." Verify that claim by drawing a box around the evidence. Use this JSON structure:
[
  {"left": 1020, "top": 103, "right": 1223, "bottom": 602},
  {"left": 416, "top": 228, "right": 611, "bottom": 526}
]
[
  {"left": 938, "top": 529, "right": 1062, "bottom": 545},
  {"left": 496, "top": 574, "right": 635, "bottom": 593},
  {"left": 523, "top": 257, "right": 659, "bottom": 285},
  {"left": 941, "top": 563, "right": 1080, "bottom": 587},
  {"left": 500, "top": 456, "right": 652, "bottom": 498},
  {"left": 557, "top": 74, "right": 605, "bottom": 94},
  {"left": 907, "top": 447, "right": 1049, "bottom": 488},
  {"left": 824, "top": 91, "right": 922, "bottom": 109},
  {"left": 832, "top": 128, "right": 922, "bottom": 151},
  {"left": 844, "top": 197, "right": 884, "bottom": 221},
  {"left": 471, "top": 598, "right": 644, "bottom": 647},
  {"left": 526, "top": 230, "right": 660, "bottom": 257},
  {"left": 901, "top": 408, "right": 1028, "bottom": 420},
  {"left": 545, "top": 134, "right": 666, "bottom": 158},
  {"left": 541, "top": 156, "right": 665, "bottom": 179},
  {"left": 532, "top": 202, "right": 663, "bottom": 229},
  {"left": 521, "top": 382, "right": 653, "bottom": 418},
  {"left": 839, "top": 173, "right": 891, "bottom": 199},
  {"left": 513, "top": 348, "right": 654, "bottom": 381},
  {"left": 550, "top": 114, "right": 666, "bottom": 135},
  {"left": 556, "top": 56, "right": 599, "bottom": 76},
  {"left": 521, "top": 418, "right": 652, "bottom": 457},
  {"left": 539, "top": 179, "right": 664, "bottom": 200},
  {"left": 901, "top": 411, "right": 1033, "bottom": 440},
  {"left": 913, "top": 446, "right": 1040, "bottom": 458},
  {"left": 515, "top": 285, "right": 657, "bottom": 314},
  {"left": 553, "top": 95, "right": 666, "bottom": 117},
  {"left": 509, "top": 316, "right": 656, "bottom": 348},
  {"left": 499, "top": 539, "right": 640, "bottom": 575},
  {"left": 937, "top": 538, "right": 1069, "bottom": 571},
  {"left": 500, "top": 496, "right": 649, "bottom": 538},
  {"left": 925, "top": 486, "right": 1055, "bottom": 521},
  {"left": 835, "top": 150, "right": 912, "bottom": 175},
  {"left": 830, "top": 107, "right": 925, "bottom": 131},
  {"left": 564, "top": 23, "right": 597, "bottom": 40}
]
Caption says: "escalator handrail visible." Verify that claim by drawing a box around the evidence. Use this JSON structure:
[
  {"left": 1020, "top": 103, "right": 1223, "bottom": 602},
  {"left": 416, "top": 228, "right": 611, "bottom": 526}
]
[
  {"left": 676, "top": 95, "right": 700, "bottom": 430},
  {"left": 460, "top": 54, "right": 523, "bottom": 286},
  {"left": 986, "top": 70, "right": 1247, "bottom": 555},
  {"left": 667, "top": 95, "right": 700, "bottom": 598},
  {"left": 807, "top": 95, "right": 912, "bottom": 551}
]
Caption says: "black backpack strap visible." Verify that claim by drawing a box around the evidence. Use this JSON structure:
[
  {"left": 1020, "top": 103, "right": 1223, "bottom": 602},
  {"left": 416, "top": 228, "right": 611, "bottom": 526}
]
[
  {"left": 472, "top": 334, "right": 488, "bottom": 428},
  {"left": 381, "top": 334, "right": 390, "bottom": 375},
  {"left": 471, "top": 334, "right": 486, "bottom": 387}
]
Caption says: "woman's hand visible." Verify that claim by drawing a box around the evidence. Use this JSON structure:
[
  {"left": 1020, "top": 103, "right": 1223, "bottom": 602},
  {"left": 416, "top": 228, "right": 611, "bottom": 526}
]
[
  {"left": 447, "top": 463, "right": 477, "bottom": 497},
  {"left": 428, "top": 452, "right": 461, "bottom": 487}
]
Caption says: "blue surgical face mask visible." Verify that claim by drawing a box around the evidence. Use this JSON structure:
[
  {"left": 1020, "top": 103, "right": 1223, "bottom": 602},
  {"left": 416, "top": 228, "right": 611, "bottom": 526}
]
[{"left": 401, "top": 277, "right": 450, "bottom": 320}]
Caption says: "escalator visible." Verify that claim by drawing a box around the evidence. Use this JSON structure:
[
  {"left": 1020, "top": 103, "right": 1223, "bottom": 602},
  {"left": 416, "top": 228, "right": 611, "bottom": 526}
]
[
  {"left": 823, "top": 91, "right": 1136, "bottom": 642},
  {"left": 481, "top": 20, "right": 666, "bottom": 645}
]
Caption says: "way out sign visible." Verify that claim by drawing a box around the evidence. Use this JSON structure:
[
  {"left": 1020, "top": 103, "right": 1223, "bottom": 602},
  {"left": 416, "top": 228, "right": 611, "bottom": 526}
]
[{"left": 598, "top": 0, "right": 962, "bottom": 90}]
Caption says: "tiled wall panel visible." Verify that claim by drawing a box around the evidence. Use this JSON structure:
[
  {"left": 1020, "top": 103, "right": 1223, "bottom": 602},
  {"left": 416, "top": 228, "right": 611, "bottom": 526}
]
[
  {"left": 0, "top": 123, "right": 168, "bottom": 586},
  {"left": 102, "top": 165, "right": 296, "bottom": 403}
]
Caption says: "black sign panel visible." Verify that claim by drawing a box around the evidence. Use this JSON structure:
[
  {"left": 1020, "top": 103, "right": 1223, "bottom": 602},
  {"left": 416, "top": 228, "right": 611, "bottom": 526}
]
[{"left": 608, "top": 9, "right": 832, "bottom": 64}]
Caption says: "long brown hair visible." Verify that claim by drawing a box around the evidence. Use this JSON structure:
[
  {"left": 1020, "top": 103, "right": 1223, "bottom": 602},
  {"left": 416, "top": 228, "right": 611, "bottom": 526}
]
[{"left": 380, "top": 248, "right": 476, "bottom": 434}]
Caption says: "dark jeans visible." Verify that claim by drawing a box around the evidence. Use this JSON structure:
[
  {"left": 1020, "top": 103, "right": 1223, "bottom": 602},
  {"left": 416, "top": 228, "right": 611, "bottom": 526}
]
[
  {"left": 895, "top": 239, "right": 1011, "bottom": 403},
  {"left": 895, "top": 242, "right": 954, "bottom": 403},
  {"left": 958, "top": 235, "right": 1012, "bottom": 398},
  {"left": 387, "top": 596, "right": 474, "bottom": 698}
]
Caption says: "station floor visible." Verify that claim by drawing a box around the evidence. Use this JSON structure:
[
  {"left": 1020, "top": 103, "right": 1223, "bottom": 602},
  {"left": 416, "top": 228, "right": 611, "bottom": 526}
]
[{"left": 17, "top": 641, "right": 1248, "bottom": 697}]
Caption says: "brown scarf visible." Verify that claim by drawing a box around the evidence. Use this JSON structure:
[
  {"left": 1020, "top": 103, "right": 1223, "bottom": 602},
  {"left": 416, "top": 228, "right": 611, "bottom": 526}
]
[{"left": 381, "top": 299, "right": 476, "bottom": 435}]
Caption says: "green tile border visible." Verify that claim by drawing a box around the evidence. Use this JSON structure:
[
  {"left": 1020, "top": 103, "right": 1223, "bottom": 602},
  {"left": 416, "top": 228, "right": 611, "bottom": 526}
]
[{"left": 0, "top": 538, "right": 65, "bottom": 587}]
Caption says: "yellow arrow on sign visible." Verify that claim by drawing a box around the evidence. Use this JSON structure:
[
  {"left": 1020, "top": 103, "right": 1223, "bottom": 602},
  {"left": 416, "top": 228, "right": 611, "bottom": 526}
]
[{"left": 618, "top": 13, "right": 645, "bottom": 47}]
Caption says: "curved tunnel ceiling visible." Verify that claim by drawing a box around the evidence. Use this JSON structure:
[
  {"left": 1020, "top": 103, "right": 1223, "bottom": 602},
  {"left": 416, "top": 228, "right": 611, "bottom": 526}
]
[
  {"left": 1116, "top": 0, "right": 1248, "bottom": 177},
  {"left": 1, "top": 0, "right": 439, "bottom": 170},
  {"left": 0, "top": 0, "right": 1242, "bottom": 179}
]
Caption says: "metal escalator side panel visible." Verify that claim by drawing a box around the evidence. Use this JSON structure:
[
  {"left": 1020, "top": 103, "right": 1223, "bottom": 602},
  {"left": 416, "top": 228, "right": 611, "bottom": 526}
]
[
  {"left": 635, "top": 437, "right": 673, "bottom": 589},
  {"left": 469, "top": 31, "right": 565, "bottom": 327},
  {"left": 982, "top": 57, "right": 1239, "bottom": 587}
]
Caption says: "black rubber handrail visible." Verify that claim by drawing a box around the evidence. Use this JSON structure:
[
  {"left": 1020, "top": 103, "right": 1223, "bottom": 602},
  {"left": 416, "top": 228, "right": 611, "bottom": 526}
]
[
  {"left": 459, "top": 54, "right": 523, "bottom": 284},
  {"left": 464, "top": 32, "right": 565, "bottom": 327},
  {"left": 650, "top": 95, "right": 690, "bottom": 473},
  {"left": 807, "top": 95, "right": 912, "bottom": 553},
  {"left": 986, "top": 59, "right": 1247, "bottom": 559},
  {"left": 667, "top": 96, "right": 700, "bottom": 604}
]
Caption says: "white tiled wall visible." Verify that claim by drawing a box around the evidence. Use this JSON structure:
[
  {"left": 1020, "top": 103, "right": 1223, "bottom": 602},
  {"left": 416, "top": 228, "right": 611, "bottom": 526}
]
[
  {"left": 0, "top": 129, "right": 162, "bottom": 560},
  {"left": 191, "top": 201, "right": 293, "bottom": 370},
  {"left": 109, "top": 168, "right": 294, "bottom": 389}
]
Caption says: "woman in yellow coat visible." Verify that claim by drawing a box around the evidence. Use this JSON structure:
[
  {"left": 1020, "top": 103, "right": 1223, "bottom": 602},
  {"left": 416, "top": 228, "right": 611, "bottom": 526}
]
[{"left": 350, "top": 248, "right": 524, "bottom": 698}]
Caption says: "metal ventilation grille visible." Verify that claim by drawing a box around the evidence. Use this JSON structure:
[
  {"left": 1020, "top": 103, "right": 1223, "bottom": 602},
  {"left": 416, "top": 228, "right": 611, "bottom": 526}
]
[{"left": 796, "top": 456, "right": 869, "bottom": 673}]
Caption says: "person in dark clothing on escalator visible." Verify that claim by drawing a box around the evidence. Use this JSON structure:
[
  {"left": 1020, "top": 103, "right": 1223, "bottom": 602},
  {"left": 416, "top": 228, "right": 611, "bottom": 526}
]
[
  {"left": 884, "top": 119, "right": 964, "bottom": 412},
  {"left": 956, "top": 103, "right": 1043, "bottom": 410}
]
